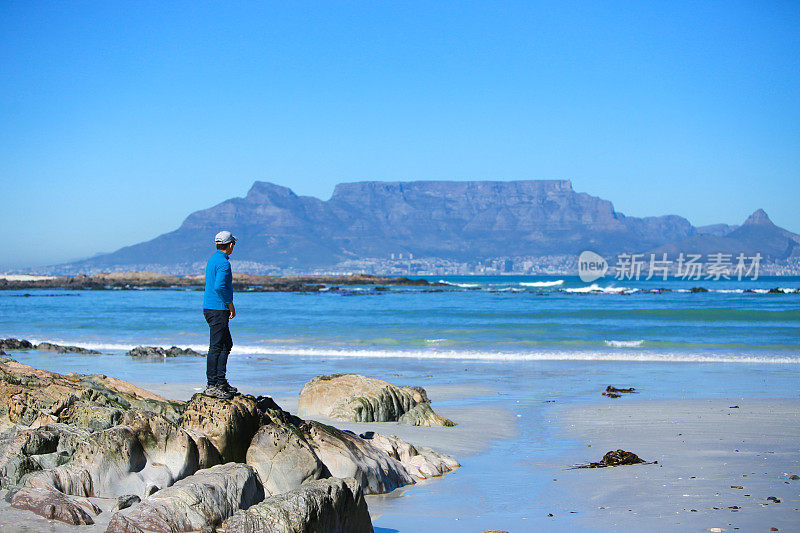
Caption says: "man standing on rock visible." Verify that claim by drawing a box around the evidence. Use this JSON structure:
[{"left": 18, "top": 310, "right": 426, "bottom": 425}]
[{"left": 202, "top": 230, "right": 238, "bottom": 399}]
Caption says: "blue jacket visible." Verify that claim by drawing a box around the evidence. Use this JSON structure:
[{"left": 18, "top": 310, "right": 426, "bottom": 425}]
[{"left": 203, "top": 250, "right": 233, "bottom": 310}]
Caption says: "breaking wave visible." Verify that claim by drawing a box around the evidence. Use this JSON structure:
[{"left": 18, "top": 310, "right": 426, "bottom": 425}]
[
  {"left": 437, "top": 280, "right": 480, "bottom": 288},
  {"left": 519, "top": 280, "right": 564, "bottom": 287},
  {"left": 17, "top": 338, "right": 800, "bottom": 364},
  {"left": 604, "top": 339, "right": 646, "bottom": 348}
]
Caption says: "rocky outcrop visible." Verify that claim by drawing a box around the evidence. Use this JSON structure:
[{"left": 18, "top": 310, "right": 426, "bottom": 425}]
[
  {"left": 10, "top": 486, "right": 101, "bottom": 525},
  {"left": 126, "top": 346, "right": 202, "bottom": 358},
  {"left": 0, "top": 358, "right": 458, "bottom": 531},
  {"left": 0, "top": 357, "right": 184, "bottom": 428},
  {"left": 24, "top": 409, "right": 201, "bottom": 498},
  {"left": 106, "top": 463, "right": 263, "bottom": 532},
  {"left": 1, "top": 339, "right": 98, "bottom": 355},
  {"left": 299, "top": 421, "right": 414, "bottom": 495},
  {"left": 0, "top": 338, "right": 33, "bottom": 350},
  {"left": 113, "top": 494, "right": 141, "bottom": 511},
  {"left": 246, "top": 423, "right": 329, "bottom": 497},
  {"left": 0, "top": 423, "right": 89, "bottom": 488},
  {"left": 35, "top": 342, "right": 100, "bottom": 355},
  {"left": 360, "top": 432, "right": 460, "bottom": 480},
  {"left": 180, "top": 394, "right": 264, "bottom": 463},
  {"left": 398, "top": 402, "right": 456, "bottom": 427},
  {"left": 298, "top": 374, "right": 454, "bottom": 426},
  {"left": 220, "top": 477, "right": 373, "bottom": 533}
]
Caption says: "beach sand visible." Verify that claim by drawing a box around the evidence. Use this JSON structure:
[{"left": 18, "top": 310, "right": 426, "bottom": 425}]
[{"left": 553, "top": 398, "right": 800, "bottom": 532}]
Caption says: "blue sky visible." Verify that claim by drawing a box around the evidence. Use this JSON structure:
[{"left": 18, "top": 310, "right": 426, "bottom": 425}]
[{"left": 1, "top": 1, "right": 798, "bottom": 268}]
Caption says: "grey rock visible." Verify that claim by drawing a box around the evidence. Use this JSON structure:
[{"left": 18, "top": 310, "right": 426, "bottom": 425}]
[
  {"left": 180, "top": 393, "right": 263, "bottom": 464},
  {"left": 0, "top": 357, "right": 184, "bottom": 427},
  {"left": 113, "top": 494, "right": 141, "bottom": 511},
  {"left": 106, "top": 463, "right": 263, "bottom": 533},
  {"left": 24, "top": 410, "right": 201, "bottom": 498},
  {"left": 361, "top": 433, "right": 459, "bottom": 480},
  {"left": 299, "top": 374, "right": 453, "bottom": 426},
  {"left": 398, "top": 402, "right": 456, "bottom": 427},
  {"left": 126, "top": 346, "right": 202, "bottom": 358},
  {"left": 0, "top": 358, "right": 459, "bottom": 529},
  {"left": 0, "top": 338, "right": 33, "bottom": 350},
  {"left": 220, "top": 477, "right": 373, "bottom": 533},
  {"left": 35, "top": 342, "right": 100, "bottom": 354},
  {"left": 11, "top": 486, "right": 100, "bottom": 525},
  {"left": 300, "top": 420, "right": 413, "bottom": 495},
  {"left": 0, "top": 424, "right": 89, "bottom": 489},
  {"left": 246, "top": 422, "right": 329, "bottom": 497}
]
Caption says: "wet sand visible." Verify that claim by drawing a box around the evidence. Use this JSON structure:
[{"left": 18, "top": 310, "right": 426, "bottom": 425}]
[{"left": 555, "top": 398, "right": 800, "bottom": 532}]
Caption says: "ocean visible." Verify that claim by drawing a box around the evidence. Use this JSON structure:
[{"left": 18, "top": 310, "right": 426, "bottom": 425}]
[
  {"left": 1, "top": 275, "right": 799, "bottom": 531},
  {"left": 2, "top": 275, "right": 799, "bottom": 363}
]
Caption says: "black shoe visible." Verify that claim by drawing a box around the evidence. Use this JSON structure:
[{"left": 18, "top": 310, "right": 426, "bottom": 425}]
[
  {"left": 218, "top": 380, "right": 238, "bottom": 394},
  {"left": 203, "top": 385, "right": 233, "bottom": 400}
]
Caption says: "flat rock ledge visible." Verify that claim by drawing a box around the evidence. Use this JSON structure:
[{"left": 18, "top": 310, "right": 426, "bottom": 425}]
[
  {"left": 0, "top": 357, "right": 458, "bottom": 531},
  {"left": 298, "top": 374, "right": 456, "bottom": 426}
]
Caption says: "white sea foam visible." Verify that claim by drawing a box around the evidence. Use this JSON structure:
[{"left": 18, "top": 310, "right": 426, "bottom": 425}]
[
  {"left": 520, "top": 280, "right": 564, "bottom": 287},
  {"left": 437, "top": 280, "right": 480, "bottom": 288},
  {"left": 604, "top": 339, "right": 646, "bottom": 348},
  {"left": 562, "top": 284, "right": 632, "bottom": 294},
  {"left": 19, "top": 338, "right": 799, "bottom": 364},
  {"left": 714, "top": 289, "right": 745, "bottom": 293}
]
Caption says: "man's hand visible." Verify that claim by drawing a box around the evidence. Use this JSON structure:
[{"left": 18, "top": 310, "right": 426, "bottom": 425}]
[{"left": 227, "top": 302, "right": 236, "bottom": 319}]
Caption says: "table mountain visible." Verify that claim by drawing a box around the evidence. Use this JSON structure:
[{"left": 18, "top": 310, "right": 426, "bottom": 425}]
[{"left": 70, "top": 180, "right": 698, "bottom": 270}]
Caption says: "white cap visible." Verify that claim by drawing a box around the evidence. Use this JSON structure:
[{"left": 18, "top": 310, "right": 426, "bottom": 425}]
[{"left": 214, "top": 230, "right": 237, "bottom": 245}]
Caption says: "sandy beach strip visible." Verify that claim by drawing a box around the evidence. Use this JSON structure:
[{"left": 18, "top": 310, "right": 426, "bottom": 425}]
[{"left": 554, "top": 398, "right": 800, "bottom": 532}]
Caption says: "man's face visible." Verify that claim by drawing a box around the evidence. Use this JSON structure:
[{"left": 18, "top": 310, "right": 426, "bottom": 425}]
[{"left": 226, "top": 242, "right": 235, "bottom": 255}]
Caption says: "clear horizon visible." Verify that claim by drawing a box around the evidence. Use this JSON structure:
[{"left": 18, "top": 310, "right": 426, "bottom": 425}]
[{"left": 1, "top": 2, "right": 798, "bottom": 269}]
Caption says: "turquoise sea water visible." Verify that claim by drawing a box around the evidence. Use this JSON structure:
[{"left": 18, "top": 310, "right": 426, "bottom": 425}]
[
  {"left": 1, "top": 276, "right": 799, "bottom": 531},
  {"left": 2, "top": 276, "right": 799, "bottom": 362}
]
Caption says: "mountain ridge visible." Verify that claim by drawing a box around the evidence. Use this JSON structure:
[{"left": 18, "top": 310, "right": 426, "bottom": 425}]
[{"left": 63, "top": 180, "right": 798, "bottom": 273}]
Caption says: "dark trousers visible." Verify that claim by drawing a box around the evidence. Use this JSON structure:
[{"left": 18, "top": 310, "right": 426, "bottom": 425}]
[{"left": 204, "top": 309, "right": 232, "bottom": 386}]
